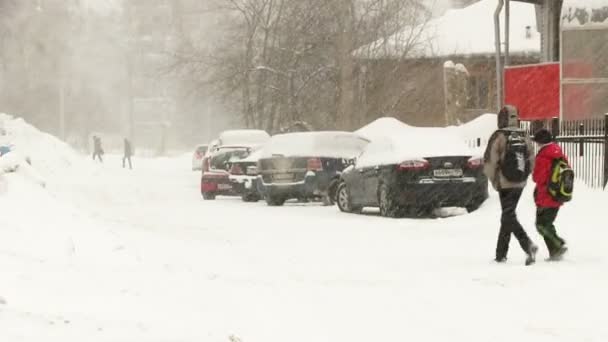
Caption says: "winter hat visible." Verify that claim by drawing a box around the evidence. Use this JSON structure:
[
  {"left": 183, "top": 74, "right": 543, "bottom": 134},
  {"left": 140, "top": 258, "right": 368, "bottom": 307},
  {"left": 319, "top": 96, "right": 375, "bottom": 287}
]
[
  {"left": 497, "top": 105, "right": 519, "bottom": 129},
  {"left": 533, "top": 128, "right": 553, "bottom": 144}
]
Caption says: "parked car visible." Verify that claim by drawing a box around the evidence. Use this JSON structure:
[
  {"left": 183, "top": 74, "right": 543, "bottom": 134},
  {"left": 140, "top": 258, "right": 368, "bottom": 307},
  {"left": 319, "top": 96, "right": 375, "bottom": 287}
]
[
  {"left": 217, "top": 129, "right": 270, "bottom": 148},
  {"left": 227, "top": 149, "right": 265, "bottom": 202},
  {"left": 258, "top": 131, "right": 370, "bottom": 206},
  {"left": 200, "top": 146, "right": 252, "bottom": 200},
  {"left": 336, "top": 126, "right": 488, "bottom": 217},
  {"left": 191, "top": 144, "right": 209, "bottom": 171}
]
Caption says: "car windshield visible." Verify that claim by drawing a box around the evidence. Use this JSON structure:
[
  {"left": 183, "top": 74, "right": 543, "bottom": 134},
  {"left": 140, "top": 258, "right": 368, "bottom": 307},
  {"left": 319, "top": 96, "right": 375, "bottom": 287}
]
[
  {"left": 209, "top": 148, "right": 250, "bottom": 170},
  {"left": 196, "top": 146, "right": 208, "bottom": 154}
]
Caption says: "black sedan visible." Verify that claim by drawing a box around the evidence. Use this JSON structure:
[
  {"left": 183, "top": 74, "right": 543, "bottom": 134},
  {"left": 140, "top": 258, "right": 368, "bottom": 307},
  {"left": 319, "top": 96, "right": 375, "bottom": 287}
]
[{"left": 337, "top": 154, "right": 488, "bottom": 218}]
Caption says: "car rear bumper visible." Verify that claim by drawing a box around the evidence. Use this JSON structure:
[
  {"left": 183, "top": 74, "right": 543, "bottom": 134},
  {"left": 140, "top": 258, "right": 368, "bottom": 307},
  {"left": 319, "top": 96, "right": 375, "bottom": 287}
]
[
  {"left": 262, "top": 171, "right": 331, "bottom": 198},
  {"left": 201, "top": 173, "right": 238, "bottom": 196},
  {"left": 395, "top": 178, "right": 487, "bottom": 207}
]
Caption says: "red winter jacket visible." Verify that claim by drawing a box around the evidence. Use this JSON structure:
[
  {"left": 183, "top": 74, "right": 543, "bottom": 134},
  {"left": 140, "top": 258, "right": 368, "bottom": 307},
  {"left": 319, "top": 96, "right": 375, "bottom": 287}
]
[{"left": 533, "top": 143, "right": 568, "bottom": 208}]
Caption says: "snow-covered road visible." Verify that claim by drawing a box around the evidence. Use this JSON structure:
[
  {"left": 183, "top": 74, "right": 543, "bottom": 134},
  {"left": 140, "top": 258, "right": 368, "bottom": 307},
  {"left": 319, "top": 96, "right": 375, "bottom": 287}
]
[{"left": 1, "top": 153, "right": 607, "bottom": 342}]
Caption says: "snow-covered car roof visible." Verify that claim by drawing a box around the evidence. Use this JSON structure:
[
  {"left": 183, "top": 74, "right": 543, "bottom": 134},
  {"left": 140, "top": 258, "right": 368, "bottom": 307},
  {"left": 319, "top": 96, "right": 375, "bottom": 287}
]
[
  {"left": 217, "top": 130, "right": 270, "bottom": 148},
  {"left": 260, "top": 131, "right": 369, "bottom": 159},
  {"left": 355, "top": 117, "right": 477, "bottom": 168},
  {"left": 236, "top": 148, "right": 264, "bottom": 163}
]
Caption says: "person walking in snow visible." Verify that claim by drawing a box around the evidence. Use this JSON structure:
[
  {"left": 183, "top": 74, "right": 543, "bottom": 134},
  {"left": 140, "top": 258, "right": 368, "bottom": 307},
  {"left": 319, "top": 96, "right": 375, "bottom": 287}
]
[
  {"left": 532, "top": 129, "right": 569, "bottom": 261},
  {"left": 483, "top": 105, "right": 538, "bottom": 265},
  {"left": 92, "top": 135, "right": 104, "bottom": 163},
  {"left": 123, "top": 138, "right": 133, "bottom": 169}
]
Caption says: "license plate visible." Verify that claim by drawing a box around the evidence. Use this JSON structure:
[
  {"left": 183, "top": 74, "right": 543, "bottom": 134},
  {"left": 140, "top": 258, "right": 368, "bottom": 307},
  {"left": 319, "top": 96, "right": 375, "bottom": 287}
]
[
  {"left": 433, "top": 168, "right": 463, "bottom": 178},
  {"left": 273, "top": 173, "right": 293, "bottom": 181},
  {"left": 218, "top": 183, "right": 232, "bottom": 190}
]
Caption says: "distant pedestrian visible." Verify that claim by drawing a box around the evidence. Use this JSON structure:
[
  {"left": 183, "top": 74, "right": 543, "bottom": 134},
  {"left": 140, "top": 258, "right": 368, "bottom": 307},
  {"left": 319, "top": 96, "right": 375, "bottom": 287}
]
[
  {"left": 123, "top": 138, "right": 133, "bottom": 169},
  {"left": 532, "top": 128, "right": 571, "bottom": 261},
  {"left": 483, "top": 105, "right": 538, "bottom": 265},
  {"left": 92, "top": 136, "right": 104, "bottom": 163}
]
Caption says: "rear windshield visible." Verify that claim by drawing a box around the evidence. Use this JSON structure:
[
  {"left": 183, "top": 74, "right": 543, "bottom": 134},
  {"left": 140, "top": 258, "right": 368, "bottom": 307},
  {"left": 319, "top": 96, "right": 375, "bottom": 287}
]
[
  {"left": 196, "top": 146, "right": 208, "bottom": 154},
  {"left": 210, "top": 149, "right": 250, "bottom": 170}
]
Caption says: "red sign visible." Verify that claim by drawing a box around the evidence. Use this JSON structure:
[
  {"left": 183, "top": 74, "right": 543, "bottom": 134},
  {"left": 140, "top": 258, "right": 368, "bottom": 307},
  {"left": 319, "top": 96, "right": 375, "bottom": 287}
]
[{"left": 504, "top": 63, "right": 560, "bottom": 120}]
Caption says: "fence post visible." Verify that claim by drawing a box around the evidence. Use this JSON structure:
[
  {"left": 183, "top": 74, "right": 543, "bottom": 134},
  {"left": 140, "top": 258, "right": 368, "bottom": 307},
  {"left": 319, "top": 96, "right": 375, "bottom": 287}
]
[
  {"left": 579, "top": 123, "right": 585, "bottom": 157},
  {"left": 551, "top": 117, "right": 560, "bottom": 137},
  {"left": 604, "top": 114, "right": 608, "bottom": 189}
]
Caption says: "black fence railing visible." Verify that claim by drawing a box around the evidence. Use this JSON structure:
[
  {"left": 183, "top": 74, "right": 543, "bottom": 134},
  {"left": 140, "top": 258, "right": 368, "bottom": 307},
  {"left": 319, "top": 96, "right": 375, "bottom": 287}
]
[
  {"left": 467, "top": 115, "right": 608, "bottom": 189},
  {"left": 521, "top": 115, "right": 608, "bottom": 189}
]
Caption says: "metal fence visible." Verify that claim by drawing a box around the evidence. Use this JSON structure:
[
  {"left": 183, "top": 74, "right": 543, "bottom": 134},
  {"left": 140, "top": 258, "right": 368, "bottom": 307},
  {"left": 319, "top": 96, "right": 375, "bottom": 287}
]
[
  {"left": 522, "top": 115, "right": 608, "bottom": 189},
  {"left": 467, "top": 114, "right": 608, "bottom": 189}
]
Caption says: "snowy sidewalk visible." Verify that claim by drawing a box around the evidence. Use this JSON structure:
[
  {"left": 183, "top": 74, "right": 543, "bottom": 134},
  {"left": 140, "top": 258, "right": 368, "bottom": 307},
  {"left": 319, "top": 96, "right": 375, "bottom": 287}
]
[{"left": 1, "top": 153, "right": 607, "bottom": 342}]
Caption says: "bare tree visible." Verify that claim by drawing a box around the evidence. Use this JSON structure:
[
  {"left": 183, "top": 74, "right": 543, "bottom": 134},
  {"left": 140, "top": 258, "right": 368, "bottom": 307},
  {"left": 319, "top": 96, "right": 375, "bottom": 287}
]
[{"left": 168, "top": 0, "right": 430, "bottom": 133}]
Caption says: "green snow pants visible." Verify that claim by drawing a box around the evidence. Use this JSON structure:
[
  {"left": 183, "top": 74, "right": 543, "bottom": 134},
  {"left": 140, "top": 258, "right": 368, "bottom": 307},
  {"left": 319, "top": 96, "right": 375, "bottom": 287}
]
[{"left": 536, "top": 207, "right": 565, "bottom": 257}]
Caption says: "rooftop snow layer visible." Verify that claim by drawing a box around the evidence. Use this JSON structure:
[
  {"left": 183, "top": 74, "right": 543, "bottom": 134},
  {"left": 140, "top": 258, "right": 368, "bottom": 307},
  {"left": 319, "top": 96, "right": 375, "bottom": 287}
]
[
  {"left": 354, "top": 0, "right": 540, "bottom": 59},
  {"left": 260, "top": 131, "right": 369, "bottom": 159},
  {"left": 562, "top": 0, "right": 608, "bottom": 28}
]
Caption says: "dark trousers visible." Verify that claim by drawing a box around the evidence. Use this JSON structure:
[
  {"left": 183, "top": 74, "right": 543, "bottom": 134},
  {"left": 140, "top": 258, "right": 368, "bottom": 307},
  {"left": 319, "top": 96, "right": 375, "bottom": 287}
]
[
  {"left": 123, "top": 156, "right": 132, "bottom": 169},
  {"left": 92, "top": 152, "right": 103, "bottom": 162},
  {"left": 536, "top": 207, "right": 565, "bottom": 256},
  {"left": 496, "top": 188, "right": 532, "bottom": 259}
]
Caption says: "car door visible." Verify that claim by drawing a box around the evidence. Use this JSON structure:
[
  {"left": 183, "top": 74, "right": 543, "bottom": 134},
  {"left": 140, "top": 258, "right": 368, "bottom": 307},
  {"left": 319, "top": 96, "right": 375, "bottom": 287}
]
[
  {"left": 346, "top": 163, "right": 366, "bottom": 206},
  {"left": 362, "top": 165, "right": 381, "bottom": 205}
]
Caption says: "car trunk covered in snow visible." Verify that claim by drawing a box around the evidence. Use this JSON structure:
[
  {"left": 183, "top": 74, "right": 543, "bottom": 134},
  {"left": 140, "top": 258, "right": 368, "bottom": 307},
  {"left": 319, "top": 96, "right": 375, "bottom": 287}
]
[{"left": 355, "top": 117, "right": 479, "bottom": 168}]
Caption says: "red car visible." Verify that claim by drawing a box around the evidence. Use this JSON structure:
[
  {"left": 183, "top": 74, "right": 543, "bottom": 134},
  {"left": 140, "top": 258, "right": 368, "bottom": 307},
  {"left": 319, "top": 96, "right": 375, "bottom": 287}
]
[{"left": 201, "top": 146, "right": 252, "bottom": 200}]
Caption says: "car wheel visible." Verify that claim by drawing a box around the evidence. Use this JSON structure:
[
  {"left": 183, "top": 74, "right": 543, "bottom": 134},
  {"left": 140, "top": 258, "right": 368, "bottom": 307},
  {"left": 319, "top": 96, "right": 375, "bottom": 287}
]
[
  {"left": 202, "top": 192, "right": 216, "bottom": 200},
  {"left": 465, "top": 196, "right": 486, "bottom": 213},
  {"left": 266, "top": 194, "right": 286, "bottom": 206},
  {"left": 378, "top": 184, "right": 399, "bottom": 218},
  {"left": 327, "top": 179, "right": 339, "bottom": 205},
  {"left": 337, "top": 182, "right": 360, "bottom": 213},
  {"left": 242, "top": 193, "right": 260, "bottom": 202}
]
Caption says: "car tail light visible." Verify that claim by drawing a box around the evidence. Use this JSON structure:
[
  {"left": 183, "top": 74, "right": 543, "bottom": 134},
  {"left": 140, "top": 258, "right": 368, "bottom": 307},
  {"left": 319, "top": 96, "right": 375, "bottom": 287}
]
[
  {"left": 398, "top": 160, "right": 429, "bottom": 171},
  {"left": 195, "top": 151, "right": 202, "bottom": 159},
  {"left": 230, "top": 164, "right": 244, "bottom": 175},
  {"left": 467, "top": 157, "right": 483, "bottom": 169},
  {"left": 307, "top": 158, "right": 323, "bottom": 171}
]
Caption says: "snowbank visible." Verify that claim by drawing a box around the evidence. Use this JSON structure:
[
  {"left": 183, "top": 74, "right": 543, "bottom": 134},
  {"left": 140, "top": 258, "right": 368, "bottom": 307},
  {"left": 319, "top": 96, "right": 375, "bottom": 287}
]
[
  {"left": 355, "top": 117, "right": 413, "bottom": 140},
  {"left": 448, "top": 113, "right": 497, "bottom": 141},
  {"left": 260, "top": 132, "right": 369, "bottom": 159},
  {"left": 0, "top": 114, "right": 80, "bottom": 182}
]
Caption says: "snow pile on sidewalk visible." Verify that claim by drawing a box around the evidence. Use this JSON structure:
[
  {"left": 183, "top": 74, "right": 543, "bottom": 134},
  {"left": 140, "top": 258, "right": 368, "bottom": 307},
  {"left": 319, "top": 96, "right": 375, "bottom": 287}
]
[{"left": 0, "top": 114, "right": 80, "bottom": 182}]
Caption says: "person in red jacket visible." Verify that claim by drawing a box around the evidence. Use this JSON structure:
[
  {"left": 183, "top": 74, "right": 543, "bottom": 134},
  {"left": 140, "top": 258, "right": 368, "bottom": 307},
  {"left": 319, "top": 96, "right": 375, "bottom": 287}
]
[{"left": 532, "top": 129, "right": 568, "bottom": 260}]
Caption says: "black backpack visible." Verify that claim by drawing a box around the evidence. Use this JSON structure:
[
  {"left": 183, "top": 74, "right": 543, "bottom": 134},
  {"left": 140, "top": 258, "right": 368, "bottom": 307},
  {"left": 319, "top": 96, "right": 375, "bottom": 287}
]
[
  {"left": 548, "top": 158, "right": 574, "bottom": 203},
  {"left": 500, "top": 130, "right": 531, "bottom": 182}
]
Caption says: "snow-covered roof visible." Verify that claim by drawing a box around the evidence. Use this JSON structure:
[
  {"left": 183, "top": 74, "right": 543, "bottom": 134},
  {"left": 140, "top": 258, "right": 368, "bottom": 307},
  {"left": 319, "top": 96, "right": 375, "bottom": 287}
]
[
  {"left": 562, "top": 0, "right": 608, "bottom": 29},
  {"left": 354, "top": 0, "right": 540, "bottom": 59},
  {"left": 355, "top": 117, "right": 476, "bottom": 168},
  {"left": 260, "top": 132, "right": 369, "bottom": 159},
  {"left": 217, "top": 130, "right": 270, "bottom": 148}
]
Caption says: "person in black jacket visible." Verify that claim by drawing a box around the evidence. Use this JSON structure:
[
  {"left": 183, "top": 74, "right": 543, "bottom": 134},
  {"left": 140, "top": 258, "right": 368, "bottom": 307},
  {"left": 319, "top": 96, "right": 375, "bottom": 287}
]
[
  {"left": 92, "top": 136, "right": 104, "bottom": 163},
  {"left": 483, "top": 105, "right": 538, "bottom": 265},
  {"left": 123, "top": 138, "right": 133, "bottom": 169}
]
